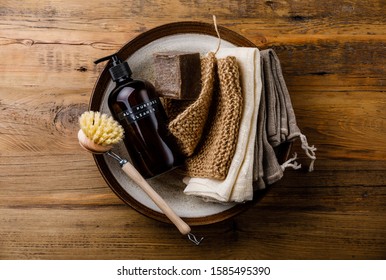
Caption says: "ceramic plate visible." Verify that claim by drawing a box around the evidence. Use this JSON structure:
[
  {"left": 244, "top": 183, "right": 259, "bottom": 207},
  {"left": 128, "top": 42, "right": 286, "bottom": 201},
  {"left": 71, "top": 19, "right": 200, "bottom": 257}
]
[{"left": 89, "top": 21, "right": 286, "bottom": 225}]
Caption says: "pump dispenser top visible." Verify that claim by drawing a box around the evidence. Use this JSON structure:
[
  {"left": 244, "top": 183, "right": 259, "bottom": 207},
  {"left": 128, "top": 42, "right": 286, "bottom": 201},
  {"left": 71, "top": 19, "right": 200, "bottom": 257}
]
[{"left": 94, "top": 54, "right": 132, "bottom": 82}]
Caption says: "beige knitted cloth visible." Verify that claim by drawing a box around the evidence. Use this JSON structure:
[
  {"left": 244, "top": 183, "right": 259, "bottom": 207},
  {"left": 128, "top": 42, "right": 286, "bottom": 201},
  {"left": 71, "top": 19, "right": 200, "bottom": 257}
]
[
  {"left": 185, "top": 55, "right": 243, "bottom": 180},
  {"left": 184, "top": 47, "right": 262, "bottom": 203},
  {"left": 166, "top": 52, "right": 243, "bottom": 180},
  {"left": 166, "top": 52, "right": 216, "bottom": 157}
]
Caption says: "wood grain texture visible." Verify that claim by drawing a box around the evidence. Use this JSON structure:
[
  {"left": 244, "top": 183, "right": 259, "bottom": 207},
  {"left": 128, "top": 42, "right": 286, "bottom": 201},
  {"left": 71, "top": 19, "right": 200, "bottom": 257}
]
[{"left": 0, "top": 0, "right": 385, "bottom": 259}]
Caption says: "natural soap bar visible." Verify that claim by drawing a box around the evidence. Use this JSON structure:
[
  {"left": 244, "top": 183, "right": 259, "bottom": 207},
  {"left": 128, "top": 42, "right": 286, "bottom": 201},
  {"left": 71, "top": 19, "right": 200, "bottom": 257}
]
[{"left": 153, "top": 51, "right": 201, "bottom": 100}]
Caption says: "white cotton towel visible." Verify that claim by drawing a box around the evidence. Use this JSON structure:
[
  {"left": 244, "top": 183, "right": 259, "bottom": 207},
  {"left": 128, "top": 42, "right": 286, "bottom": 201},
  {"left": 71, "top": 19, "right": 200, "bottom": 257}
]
[{"left": 183, "top": 47, "right": 262, "bottom": 203}]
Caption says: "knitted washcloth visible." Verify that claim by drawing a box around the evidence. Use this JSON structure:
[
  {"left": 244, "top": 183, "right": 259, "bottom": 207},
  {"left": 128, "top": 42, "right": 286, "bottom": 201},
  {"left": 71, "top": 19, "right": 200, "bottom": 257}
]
[
  {"left": 166, "top": 52, "right": 216, "bottom": 156},
  {"left": 184, "top": 47, "right": 261, "bottom": 203},
  {"left": 184, "top": 55, "right": 243, "bottom": 180}
]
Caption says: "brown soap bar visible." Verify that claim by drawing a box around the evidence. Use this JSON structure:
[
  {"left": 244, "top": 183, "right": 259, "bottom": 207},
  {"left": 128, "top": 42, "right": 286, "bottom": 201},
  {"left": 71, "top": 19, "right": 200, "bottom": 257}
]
[{"left": 153, "top": 51, "right": 201, "bottom": 100}]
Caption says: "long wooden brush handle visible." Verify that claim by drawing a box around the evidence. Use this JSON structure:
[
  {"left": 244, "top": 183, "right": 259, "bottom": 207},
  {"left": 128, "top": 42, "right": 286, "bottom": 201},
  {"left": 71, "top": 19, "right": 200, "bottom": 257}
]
[{"left": 121, "top": 162, "right": 191, "bottom": 235}]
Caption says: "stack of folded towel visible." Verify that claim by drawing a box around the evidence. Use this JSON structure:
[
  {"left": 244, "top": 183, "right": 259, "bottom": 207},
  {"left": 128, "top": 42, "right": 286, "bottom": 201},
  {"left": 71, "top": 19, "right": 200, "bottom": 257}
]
[
  {"left": 168, "top": 47, "right": 316, "bottom": 203},
  {"left": 254, "top": 49, "right": 317, "bottom": 191}
]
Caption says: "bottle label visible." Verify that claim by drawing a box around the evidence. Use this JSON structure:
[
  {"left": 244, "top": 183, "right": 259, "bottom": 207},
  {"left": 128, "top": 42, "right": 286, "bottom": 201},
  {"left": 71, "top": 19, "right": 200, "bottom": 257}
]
[{"left": 117, "top": 99, "right": 160, "bottom": 123}]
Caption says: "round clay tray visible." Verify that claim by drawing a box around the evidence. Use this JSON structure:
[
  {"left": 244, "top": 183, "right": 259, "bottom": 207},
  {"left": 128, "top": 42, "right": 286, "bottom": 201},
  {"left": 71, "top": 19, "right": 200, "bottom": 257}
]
[{"left": 89, "top": 21, "right": 291, "bottom": 226}]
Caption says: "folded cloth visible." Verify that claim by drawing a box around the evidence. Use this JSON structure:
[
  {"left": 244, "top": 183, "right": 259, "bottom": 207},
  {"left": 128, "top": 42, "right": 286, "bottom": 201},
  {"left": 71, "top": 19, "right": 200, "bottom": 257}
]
[
  {"left": 166, "top": 52, "right": 216, "bottom": 157},
  {"left": 184, "top": 47, "right": 261, "bottom": 203},
  {"left": 253, "top": 49, "right": 316, "bottom": 190},
  {"left": 253, "top": 64, "right": 285, "bottom": 189},
  {"left": 166, "top": 52, "right": 243, "bottom": 180},
  {"left": 184, "top": 55, "right": 243, "bottom": 180}
]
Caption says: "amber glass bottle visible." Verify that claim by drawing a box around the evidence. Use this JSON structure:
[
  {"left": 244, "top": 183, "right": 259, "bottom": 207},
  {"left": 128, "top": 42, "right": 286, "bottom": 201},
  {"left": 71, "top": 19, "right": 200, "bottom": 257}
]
[{"left": 95, "top": 54, "right": 182, "bottom": 178}]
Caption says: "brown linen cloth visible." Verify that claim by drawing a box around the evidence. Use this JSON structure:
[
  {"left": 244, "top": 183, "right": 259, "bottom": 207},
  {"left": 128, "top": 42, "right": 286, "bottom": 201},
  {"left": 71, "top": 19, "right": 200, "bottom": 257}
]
[
  {"left": 254, "top": 49, "right": 316, "bottom": 189},
  {"left": 184, "top": 55, "right": 243, "bottom": 180},
  {"left": 253, "top": 66, "right": 284, "bottom": 189},
  {"left": 166, "top": 52, "right": 216, "bottom": 157},
  {"left": 166, "top": 53, "right": 243, "bottom": 180}
]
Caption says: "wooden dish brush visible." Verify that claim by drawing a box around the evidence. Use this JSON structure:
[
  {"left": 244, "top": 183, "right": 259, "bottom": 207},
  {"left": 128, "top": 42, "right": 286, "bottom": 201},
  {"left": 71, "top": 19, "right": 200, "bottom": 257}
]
[{"left": 78, "top": 111, "right": 203, "bottom": 245}]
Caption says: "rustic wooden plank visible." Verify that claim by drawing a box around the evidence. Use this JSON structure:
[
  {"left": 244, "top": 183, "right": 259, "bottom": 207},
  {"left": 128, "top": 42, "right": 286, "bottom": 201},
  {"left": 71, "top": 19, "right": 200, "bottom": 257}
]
[
  {"left": 1, "top": 19, "right": 384, "bottom": 49},
  {"left": 1, "top": 40, "right": 384, "bottom": 78},
  {"left": 1, "top": 198, "right": 384, "bottom": 259},
  {"left": 0, "top": 0, "right": 385, "bottom": 260},
  {"left": 1, "top": 0, "right": 385, "bottom": 54},
  {"left": 1, "top": 0, "right": 385, "bottom": 27},
  {"left": 235, "top": 210, "right": 386, "bottom": 259}
]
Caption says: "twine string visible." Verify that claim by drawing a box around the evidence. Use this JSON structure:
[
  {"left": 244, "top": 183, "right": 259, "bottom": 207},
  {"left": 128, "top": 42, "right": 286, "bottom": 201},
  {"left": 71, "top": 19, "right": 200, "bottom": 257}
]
[{"left": 213, "top": 15, "right": 221, "bottom": 54}]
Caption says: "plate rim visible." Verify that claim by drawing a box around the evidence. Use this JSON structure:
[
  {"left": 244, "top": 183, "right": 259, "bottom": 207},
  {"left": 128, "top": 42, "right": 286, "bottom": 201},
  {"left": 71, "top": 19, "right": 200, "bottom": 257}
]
[{"left": 88, "top": 21, "right": 277, "bottom": 226}]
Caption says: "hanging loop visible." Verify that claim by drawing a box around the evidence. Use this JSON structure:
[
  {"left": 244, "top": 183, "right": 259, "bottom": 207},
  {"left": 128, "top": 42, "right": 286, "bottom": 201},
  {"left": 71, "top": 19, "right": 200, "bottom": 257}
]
[{"left": 213, "top": 15, "right": 222, "bottom": 54}]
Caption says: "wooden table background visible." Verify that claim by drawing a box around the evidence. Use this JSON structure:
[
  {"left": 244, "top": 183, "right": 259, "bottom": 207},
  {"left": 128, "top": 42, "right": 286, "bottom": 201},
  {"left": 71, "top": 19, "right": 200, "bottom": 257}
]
[{"left": 0, "top": 0, "right": 385, "bottom": 260}]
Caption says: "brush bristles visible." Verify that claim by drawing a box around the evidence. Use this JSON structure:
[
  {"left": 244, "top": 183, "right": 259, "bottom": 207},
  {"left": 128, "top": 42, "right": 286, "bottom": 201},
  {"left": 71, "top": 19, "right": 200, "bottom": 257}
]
[{"left": 79, "top": 111, "right": 124, "bottom": 146}]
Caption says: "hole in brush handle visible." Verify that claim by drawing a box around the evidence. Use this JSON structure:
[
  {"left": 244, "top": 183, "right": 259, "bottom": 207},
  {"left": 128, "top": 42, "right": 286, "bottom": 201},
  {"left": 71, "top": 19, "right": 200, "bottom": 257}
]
[{"left": 107, "top": 151, "right": 128, "bottom": 166}]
